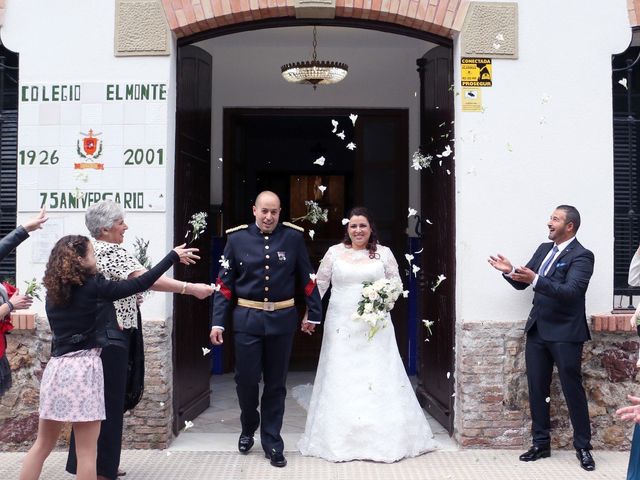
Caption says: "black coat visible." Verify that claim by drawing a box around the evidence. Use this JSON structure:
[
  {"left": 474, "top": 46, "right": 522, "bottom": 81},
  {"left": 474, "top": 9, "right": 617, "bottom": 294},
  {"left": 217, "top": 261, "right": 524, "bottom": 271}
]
[
  {"left": 504, "top": 238, "right": 594, "bottom": 342},
  {"left": 47, "top": 251, "right": 178, "bottom": 356}
]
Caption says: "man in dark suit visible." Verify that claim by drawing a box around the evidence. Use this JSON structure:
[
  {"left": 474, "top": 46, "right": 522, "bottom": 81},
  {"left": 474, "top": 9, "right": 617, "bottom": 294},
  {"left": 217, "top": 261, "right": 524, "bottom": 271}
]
[
  {"left": 210, "top": 191, "right": 322, "bottom": 468},
  {"left": 488, "top": 205, "right": 595, "bottom": 471}
]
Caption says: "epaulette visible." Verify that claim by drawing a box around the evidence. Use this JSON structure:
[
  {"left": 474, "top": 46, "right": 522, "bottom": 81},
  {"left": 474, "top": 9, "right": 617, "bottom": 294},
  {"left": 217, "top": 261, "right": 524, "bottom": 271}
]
[
  {"left": 225, "top": 224, "right": 248, "bottom": 234},
  {"left": 282, "top": 221, "right": 304, "bottom": 233}
]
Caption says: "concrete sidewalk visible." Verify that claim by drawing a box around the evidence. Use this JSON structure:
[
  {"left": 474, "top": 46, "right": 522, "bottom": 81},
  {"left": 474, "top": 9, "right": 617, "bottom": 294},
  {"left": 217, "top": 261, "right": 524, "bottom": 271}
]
[{"left": 0, "top": 448, "right": 629, "bottom": 479}]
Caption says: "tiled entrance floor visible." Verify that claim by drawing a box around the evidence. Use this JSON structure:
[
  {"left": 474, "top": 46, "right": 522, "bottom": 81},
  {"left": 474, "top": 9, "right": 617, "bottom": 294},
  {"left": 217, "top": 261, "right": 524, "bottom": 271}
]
[{"left": 170, "top": 371, "right": 458, "bottom": 452}]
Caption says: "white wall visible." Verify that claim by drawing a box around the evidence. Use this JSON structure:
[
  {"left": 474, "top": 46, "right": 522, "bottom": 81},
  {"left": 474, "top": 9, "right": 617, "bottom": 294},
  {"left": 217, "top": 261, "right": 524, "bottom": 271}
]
[
  {"left": 2, "top": 0, "right": 177, "bottom": 319},
  {"left": 196, "top": 27, "right": 436, "bottom": 224},
  {"left": 454, "top": 0, "right": 631, "bottom": 322}
]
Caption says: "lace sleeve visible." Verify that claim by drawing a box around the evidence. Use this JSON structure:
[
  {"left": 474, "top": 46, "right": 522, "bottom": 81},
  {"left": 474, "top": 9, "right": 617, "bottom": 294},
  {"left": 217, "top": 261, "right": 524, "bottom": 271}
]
[
  {"left": 316, "top": 246, "right": 335, "bottom": 298},
  {"left": 381, "top": 246, "right": 402, "bottom": 284}
]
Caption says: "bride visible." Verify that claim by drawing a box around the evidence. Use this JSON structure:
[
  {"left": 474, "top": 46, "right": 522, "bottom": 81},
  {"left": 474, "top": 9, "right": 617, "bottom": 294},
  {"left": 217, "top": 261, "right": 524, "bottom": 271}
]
[{"left": 295, "top": 207, "right": 436, "bottom": 462}]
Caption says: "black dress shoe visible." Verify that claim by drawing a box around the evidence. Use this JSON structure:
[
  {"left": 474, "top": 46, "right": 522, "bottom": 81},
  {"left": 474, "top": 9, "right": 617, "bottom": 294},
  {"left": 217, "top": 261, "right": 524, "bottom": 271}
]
[
  {"left": 576, "top": 448, "right": 595, "bottom": 471},
  {"left": 264, "top": 451, "right": 287, "bottom": 467},
  {"left": 238, "top": 434, "right": 254, "bottom": 454},
  {"left": 519, "top": 445, "right": 551, "bottom": 462}
]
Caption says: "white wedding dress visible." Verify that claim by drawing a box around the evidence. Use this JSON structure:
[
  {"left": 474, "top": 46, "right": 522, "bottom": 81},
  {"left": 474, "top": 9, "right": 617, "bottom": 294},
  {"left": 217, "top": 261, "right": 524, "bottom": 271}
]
[{"left": 295, "top": 243, "right": 437, "bottom": 463}]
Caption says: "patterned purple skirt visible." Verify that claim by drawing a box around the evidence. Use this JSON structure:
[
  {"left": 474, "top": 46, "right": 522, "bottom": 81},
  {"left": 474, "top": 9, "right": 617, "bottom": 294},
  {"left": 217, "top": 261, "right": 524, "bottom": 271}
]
[{"left": 39, "top": 348, "right": 105, "bottom": 422}]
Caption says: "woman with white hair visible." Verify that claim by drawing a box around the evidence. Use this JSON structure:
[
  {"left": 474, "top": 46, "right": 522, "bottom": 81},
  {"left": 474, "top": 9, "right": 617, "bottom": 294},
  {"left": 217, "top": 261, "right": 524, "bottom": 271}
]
[{"left": 65, "top": 200, "right": 213, "bottom": 480}]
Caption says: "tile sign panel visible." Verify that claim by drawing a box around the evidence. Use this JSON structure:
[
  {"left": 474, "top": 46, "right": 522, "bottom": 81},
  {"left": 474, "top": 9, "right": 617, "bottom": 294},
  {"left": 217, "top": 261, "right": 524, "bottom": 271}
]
[{"left": 18, "top": 82, "right": 168, "bottom": 211}]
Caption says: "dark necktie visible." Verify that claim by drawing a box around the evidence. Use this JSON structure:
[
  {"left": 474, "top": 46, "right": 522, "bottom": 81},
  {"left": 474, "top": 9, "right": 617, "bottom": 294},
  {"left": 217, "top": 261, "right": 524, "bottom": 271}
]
[{"left": 539, "top": 245, "right": 559, "bottom": 276}]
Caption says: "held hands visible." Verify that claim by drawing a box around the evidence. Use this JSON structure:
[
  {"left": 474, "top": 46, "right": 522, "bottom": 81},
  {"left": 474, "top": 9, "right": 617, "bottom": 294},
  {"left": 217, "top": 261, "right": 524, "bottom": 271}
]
[
  {"left": 172, "top": 243, "right": 200, "bottom": 265},
  {"left": 22, "top": 208, "right": 48, "bottom": 233},
  {"left": 210, "top": 327, "right": 223, "bottom": 345},
  {"left": 616, "top": 395, "right": 640, "bottom": 424},
  {"left": 9, "top": 289, "right": 33, "bottom": 310},
  {"left": 300, "top": 310, "right": 316, "bottom": 335}
]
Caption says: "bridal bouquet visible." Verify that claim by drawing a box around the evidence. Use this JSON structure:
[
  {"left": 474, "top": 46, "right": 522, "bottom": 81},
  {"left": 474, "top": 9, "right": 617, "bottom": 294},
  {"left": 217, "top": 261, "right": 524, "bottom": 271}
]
[{"left": 352, "top": 278, "right": 403, "bottom": 340}]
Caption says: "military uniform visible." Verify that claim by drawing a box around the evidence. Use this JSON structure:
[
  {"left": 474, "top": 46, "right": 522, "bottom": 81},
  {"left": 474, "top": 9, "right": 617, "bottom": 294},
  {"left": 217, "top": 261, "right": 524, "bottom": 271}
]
[{"left": 212, "top": 222, "right": 322, "bottom": 454}]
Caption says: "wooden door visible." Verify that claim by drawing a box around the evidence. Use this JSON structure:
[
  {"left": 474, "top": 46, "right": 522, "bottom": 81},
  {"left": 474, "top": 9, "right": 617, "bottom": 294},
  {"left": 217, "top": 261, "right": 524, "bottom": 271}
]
[
  {"left": 415, "top": 46, "right": 456, "bottom": 434},
  {"left": 173, "top": 45, "right": 212, "bottom": 434}
]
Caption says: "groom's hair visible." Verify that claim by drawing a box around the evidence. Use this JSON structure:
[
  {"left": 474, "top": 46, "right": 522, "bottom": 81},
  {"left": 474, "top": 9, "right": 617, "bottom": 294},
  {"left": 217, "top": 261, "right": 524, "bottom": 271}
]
[
  {"left": 556, "top": 205, "right": 581, "bottom": 232},
  {"left": 343, "top": 206, "right": 379, "bottom": 258}
]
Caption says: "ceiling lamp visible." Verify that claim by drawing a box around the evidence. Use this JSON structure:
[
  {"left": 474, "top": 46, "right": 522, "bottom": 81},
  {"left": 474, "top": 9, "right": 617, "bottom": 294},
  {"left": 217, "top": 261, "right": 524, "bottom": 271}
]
[{"left": 281, "top": 26, "right": 348, "bottom": 89}]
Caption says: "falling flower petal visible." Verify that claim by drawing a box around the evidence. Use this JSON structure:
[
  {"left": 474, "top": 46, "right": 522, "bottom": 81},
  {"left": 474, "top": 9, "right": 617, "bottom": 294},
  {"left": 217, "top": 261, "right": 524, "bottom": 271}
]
[
  {"left": 314, "top": 156, "right": 325, "bottom": 166},
  {"left": 218, "top": 157, "right": 223, "bottom": 162},
  {"left": 402, "top": 290, "right": 409, "bottom": 298},
  {"left": 309, "top": 273, "right": 317, "bottom": 282},
  {"left": 405, "top": 254, "right": 414, "bottom": 264},
  {"left": 317, "top": 185, "right": 327, "bottom": 195},
  {"left": 506, "top": 142, "right": 513, "bottom": 152},
  {"left": 496, "top": 33, "right": 504, "bottom": 41},
  {"left": 219, "top": 255, "right": 230, "bottom": 270},
  {"left": 331, "top": 119, "right": 339, "bottom": 133},
  {"left": 441, "top": 145, "right": 453, "bottom": 157},
  {"left": 160, "top": 402, "right": 165, "bottom": 407},
  {"left": 166, "top": 451, "right": 172, "bottom": 456},
  {"left": 541, "top": 94, "right": 551, "bottom": 104},
  {"left": 539, "top": 116, "right": 547, "bottom": 125},
  {"left": 341, "top": 218, "right": 349, "bottom": 225},
  {"left": 619, "top": 78, "right": 628, "bottom": 90},
  {"left": 422, "top": 319, "right": 434, "bottom": 336},
  {"left": 425, "top": 219, "right": 433, "bottom": 225},
  {"left": 336, "top": 130, "right": 345, "bottom": 140},
  {"left": 446, "top": 169, "right": 451, "bottom": 175},
  {"left": 412, "top": 264, "right": 421, "bottom": 277},
  {"left": 414, "top": 248, "right": 424, "bottom": 254},
  {"left": 202, "top": 347, "right": 211, "bottom": 356},
  {"left": 408, "top": 208, "right": 417, "bottom": 218},
  {"left": 184, "top": 420, "right": 194, "bottom": 431},
  {"left": 309, "top": 229, "right": 315, "bottom": 240},
  {"left": 493, "top": 42, "right": 501, "bottom": 50},
  {"left": 346, "top": 142, "right": 356, "bottom": 150},
  {"left": 545, "top": 397, "right": 550, "bottom": 403},
  {"left": 349, "top": 113, "right": 358, "bottom": 126},
  {"left": 446, "top": 371, "right": 450, "bottom": 379},
  {"left": 431, "top": 274, "right": 447, "bottom": 292}
]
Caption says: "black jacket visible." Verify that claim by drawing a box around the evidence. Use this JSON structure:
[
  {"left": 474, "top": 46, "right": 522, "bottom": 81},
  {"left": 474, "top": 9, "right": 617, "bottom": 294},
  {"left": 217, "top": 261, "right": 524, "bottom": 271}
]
[
  {"left": 48, "top": 251, "right": 178, "bottom": 356},
  {"left": 504, "top": 238, "right": 594, "bottom": 342}
]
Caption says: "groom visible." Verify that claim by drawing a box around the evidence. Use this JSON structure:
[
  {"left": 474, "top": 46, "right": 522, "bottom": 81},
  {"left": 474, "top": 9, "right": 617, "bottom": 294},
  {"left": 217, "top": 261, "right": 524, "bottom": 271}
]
[
  {"left": 210, "top": 191, "right": 322, "bottom": 467},
  {"left": 488, "top": 205, "right": 595, "bottom": 471}
]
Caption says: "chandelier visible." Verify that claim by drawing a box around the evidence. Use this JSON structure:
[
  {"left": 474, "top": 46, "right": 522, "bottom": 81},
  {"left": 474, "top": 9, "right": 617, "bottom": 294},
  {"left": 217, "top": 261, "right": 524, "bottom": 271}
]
[{"left": 281, "top": 26, "right": 348, "bottom": 89}]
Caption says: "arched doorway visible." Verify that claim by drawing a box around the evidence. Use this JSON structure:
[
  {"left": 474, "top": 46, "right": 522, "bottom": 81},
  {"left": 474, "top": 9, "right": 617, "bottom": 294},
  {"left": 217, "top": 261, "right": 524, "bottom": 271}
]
[{"left": 172, "top": 17, "right": 457, "bottom": 436}]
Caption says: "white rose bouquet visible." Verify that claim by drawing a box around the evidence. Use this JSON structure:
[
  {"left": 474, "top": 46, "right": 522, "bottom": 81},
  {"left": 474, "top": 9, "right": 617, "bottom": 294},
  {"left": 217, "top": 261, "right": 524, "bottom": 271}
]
[{"left": 352, "top": 278, "right": 403, "bottom": 340}]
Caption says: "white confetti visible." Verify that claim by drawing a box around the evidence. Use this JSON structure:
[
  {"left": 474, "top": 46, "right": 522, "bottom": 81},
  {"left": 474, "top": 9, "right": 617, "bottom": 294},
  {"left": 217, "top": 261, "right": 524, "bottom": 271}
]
[
  {"left": 341, "top": 218, "right": 349, "bottom": 225},
  {"left": 349, "top": 113, "right": 358, "bottom": 126},
  {"left": 160, "top": 402, "right": 165, "bottom": 407},
  {"left": 446, "top": 169, "right": 451, "bottom": 175},
  {"left": 405, "top": 254, "right": 414, "bottom": 264},
  {"left": 184, "top": 420, "right": 194, "bottom": 431},
  {"left": 317, "top": 185, "right": 327, "bottom": 195},
  {"left": 408, "top": 208, "right": 417, "bottom": 218},
  {"left": 308, "top": 229, "right": 315, "bottom": 240},
  {"left": 309, "top": 273, "right": 317, "bottom": 282},
  {"left": 619, "top": 78, "right": 628, "bottom": 90},
  {"left": 412, "top": 264, "right": 421, "bottom": 277},
  {"left": 545, "top": 397, "right": 550, "bottom": 403},
  {"left": 346, "top": 142, "right": 356, "bottom": 150},
  {"left": 314, "top": 156, "right": 326, "bottom": 166},
  {"left": 446, "top": 371, "right": 451, "bottom": 379},
  {"left": 495, "top": 33, "right": 504, "bottom": 41},
  {"left": 336, "top": 130, "right": 345, "bottom": 140},
  {"left": 202, "top": 347, "right": 211, "bottom": 356},
  {"left": 331, "top": 119, "right": 339, "bottom": 133},
  {"left": 402, "top": 290, "right": 409, "bottom": 298},
  {"left": 218, "top": 157, "right": 223, "bottom": 162}
]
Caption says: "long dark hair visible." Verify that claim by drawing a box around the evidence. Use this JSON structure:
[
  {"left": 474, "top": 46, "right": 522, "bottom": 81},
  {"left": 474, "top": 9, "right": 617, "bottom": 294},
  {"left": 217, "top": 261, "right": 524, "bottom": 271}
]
[
  {"left": 342, "top": 207, "right": 379, "bottom": 259},
  {"left": 43, "top": 235, "right": 92, "bottom": 306}
]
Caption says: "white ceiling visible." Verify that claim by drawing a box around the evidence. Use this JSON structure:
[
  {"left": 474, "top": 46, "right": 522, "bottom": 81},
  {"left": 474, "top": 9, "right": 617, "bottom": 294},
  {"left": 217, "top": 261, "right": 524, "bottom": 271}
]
[{"left": 198, "top": 25, "right": 436, "bottom": 51}]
